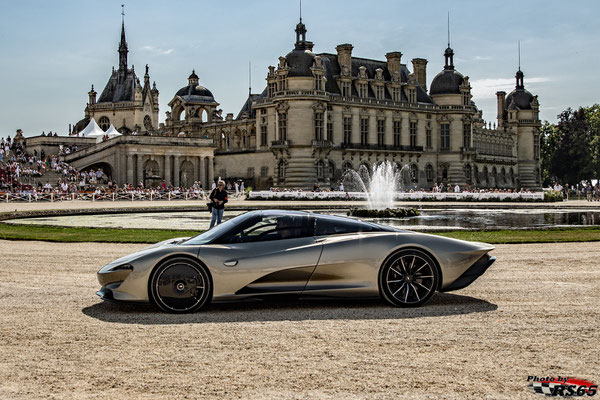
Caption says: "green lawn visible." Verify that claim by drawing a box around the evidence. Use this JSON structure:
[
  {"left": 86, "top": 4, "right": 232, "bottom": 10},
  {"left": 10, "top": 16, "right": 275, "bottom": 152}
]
[
  {"left": 0, "top": 222, "right": 599, "bottom": 244},
  {"left": 435, "top": 227, "right": 600, "bottom": 244},
  {"left": 0, "top": 223, "right": 202, "bottom": 244}
]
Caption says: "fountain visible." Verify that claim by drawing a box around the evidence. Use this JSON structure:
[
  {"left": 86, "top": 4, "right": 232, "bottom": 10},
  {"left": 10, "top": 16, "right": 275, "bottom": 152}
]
[{"left": 341, "top": 161, "right": 419, "bottom": 217}]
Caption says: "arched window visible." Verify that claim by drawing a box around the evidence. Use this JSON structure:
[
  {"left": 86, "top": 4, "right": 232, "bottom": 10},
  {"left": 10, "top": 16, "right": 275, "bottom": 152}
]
[
  {"left": 442, "top": 166, "right": 448, "bottom": 181},
  {"left": 464, "top": 164, "right": 472, "bottom": 185},
  {"left": 425, "top": 164, "right": 434, "bottom": 183},
  {"left": 501, "top": 167, "right": 506, "bottom": 184},
  {"left": 278, "top": 159, "right": 286, "bottom": 184},
  {"left": 410, "top": 163, "right": 419, "bottom": 184},
  {"left": 98, "top": 116, "right": 110, "bottom": 131},
  {"left": 316, "top": 160, "right": 325, "bottom": 179},
  {"left": 483, "top": 166, "right": 489, "bottom": 184},
  {"left": 474, "top": 165, "right": 480, "bottom": 184},
  {"left": 328, "top": 160, "right": 335, "bottom": 181},
  {"left": 143, "top": 115, "right": 152, "bottom": 131}
]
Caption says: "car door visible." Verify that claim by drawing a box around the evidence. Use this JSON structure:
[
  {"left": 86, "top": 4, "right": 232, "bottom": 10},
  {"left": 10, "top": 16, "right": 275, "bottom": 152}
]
[
  {"left": 303, "top": 215, "right": 382, "bottom": 297},
  {"left": 199, "top": 212, "right": 323, "bottom": 299}
]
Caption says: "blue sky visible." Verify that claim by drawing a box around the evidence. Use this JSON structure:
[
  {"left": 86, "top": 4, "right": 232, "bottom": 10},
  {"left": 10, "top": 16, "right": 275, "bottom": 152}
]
[{"left": 0, "top": 0, "right": 598, "bottom": 137}]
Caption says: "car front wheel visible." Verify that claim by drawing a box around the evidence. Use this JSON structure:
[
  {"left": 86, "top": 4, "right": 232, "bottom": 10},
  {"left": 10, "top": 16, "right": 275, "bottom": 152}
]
[
  {"left": 379, "top": 249, "right": 439, "bottom": 307},
  {"left": 150, "top": 257, "right": 211, "bottom": 313}
]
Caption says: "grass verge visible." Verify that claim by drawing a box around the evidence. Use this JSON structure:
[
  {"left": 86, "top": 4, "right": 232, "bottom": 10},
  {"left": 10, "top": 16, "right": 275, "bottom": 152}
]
[
  {"left": 435, "top": 227, "right": 600, "bottom": 244},
  {"left": 1, "top": 223, "right": 600, "bottom": 244},
  {"left": 0, "top": 223, "right": 202, "bottom": 243}
]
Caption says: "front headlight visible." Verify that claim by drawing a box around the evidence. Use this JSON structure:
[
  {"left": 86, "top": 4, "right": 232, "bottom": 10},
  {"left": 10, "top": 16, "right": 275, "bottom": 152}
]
[{"left": 108, "top": 263, "right": 134, "bottom": 271}]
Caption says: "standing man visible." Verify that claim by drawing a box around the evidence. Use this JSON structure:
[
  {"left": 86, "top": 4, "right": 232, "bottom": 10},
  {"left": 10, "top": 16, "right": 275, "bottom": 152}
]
[{"left": 209, "top": 180, "right": 228, "bottom": 228}]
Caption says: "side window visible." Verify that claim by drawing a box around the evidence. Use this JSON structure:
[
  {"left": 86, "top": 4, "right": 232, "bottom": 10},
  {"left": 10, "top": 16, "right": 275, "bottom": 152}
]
[
  {"left": 228, "top": 215, "right": 314, "bottom": 243},
  {"left": 314, "top": 216, "right": 375, "bottom": 236}
]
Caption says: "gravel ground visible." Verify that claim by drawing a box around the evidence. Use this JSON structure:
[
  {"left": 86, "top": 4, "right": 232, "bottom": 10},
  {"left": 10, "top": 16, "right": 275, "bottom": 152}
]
[{"left": 0, "top": 240, "right": 598, "bottom": 399}]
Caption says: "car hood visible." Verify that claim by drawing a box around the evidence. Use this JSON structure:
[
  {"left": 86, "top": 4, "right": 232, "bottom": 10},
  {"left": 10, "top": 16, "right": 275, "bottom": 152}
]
[{"left": 99, "top": 237, "right": 191, "bottom": 271}]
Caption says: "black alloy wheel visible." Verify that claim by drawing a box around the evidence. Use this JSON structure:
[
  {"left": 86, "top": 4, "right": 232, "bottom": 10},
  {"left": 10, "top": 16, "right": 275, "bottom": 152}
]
[
  {"left": 379, "top": 249, "right": 439, "bottom": 307},
  {"left": 150, "top": 257, "right": 211, "bottom": 313}
]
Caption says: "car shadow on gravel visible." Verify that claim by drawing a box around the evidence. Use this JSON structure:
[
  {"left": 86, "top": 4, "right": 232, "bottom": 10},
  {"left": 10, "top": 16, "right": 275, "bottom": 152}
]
[{"left": 82, "top": 292, "right": 497, "bottom": 325}]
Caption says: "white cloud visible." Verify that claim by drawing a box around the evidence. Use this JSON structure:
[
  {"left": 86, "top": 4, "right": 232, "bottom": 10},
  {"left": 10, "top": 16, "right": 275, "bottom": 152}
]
[
  {"left": 471, "top": 76, "right": 552, "bottom": 99},
  {"left": 140, "top": 45, "right": 174, "bottom": 55}
]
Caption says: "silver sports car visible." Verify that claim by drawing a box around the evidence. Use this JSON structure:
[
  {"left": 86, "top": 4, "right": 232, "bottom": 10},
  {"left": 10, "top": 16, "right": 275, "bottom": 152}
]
[{"left": 97, "top": 210, "right": 496, "bottom": 313}]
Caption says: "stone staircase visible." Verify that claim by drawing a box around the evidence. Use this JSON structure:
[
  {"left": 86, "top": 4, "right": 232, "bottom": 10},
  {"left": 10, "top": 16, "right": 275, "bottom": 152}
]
[{"left": 284, "top": 147, "right": 318, "bottom": 189}]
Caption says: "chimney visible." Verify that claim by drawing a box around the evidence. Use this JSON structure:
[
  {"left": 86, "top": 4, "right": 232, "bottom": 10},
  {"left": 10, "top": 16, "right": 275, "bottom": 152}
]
[
  {"left": 385, "top": 52, "right": 402, "bottom": 78},
  {"left": 411, "top": 58, "right": 428, "bottom": 91},
  {"left": 336, "top": 44, "right": 353, "bottom": 75},
  {"left": 496, "top": 91, "right": 506, "bottom": 126}
]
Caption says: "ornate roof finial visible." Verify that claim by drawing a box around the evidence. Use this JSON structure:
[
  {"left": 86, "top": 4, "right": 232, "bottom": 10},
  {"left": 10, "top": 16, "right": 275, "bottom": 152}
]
[
  {"left": 118, "top": 4, "right": 128, "bottom": 73},
  {"left": 518, "top": 40, "right": 521, "bottom": 70},
  {"left": 444, "top": 12, "right": 454, "bottom": 70},
  {"left": 447, "top": 11, "right": 450, "bottom": 48},
  {"left": 515, "top": 40, "right": 524, "bottom": 89}
]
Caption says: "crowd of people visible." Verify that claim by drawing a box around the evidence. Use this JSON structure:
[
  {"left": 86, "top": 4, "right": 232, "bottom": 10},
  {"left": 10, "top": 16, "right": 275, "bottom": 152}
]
[
  {"left": 557, "top": 181, "right": 600, "bottom": 201},
  {"left": 3, "top": 134, "right": 599, "bottom": 202},
  {"left": 268, "top": 182, "right": 537, "bottom": 194}
]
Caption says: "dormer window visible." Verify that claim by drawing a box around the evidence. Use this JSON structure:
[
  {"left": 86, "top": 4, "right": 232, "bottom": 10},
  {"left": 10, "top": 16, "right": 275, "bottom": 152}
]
[
  {"left": 359, "top": 83, "right": 368, "bottom": 98},
  {"left": 315, "top": 75, "right": 323, "bottom": 91},
  {"left": 407, "top": 88, "right": 416, "bottom": 103},
  {"left": 341, "top": 81, "right": 351, "bottom": 97},
  {"left": 463, "top": 91, "right": 470, "bottom": 106},
  {"left": 391, "top": 87, "right": 401, "bottom": 102},
  {"left": 277, "top": 75, "right": 287, "bottom": 92},
  {"left": 268, "top": 82, "right": 277, "bottom": 97},
  {"left": 375, "top": 85, "right": 384, "bottom": 100}
]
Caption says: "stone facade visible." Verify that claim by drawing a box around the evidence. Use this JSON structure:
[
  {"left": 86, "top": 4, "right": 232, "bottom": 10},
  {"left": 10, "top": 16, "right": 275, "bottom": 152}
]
[
  {"left": 40, "top": 16, "right": 541, "bottom": 190},
  {"left": 74, "top": 20, "right": 160, "bottom": 135},
  {"left": 164, "top": 18, "right": 541, "bottom": 190}
]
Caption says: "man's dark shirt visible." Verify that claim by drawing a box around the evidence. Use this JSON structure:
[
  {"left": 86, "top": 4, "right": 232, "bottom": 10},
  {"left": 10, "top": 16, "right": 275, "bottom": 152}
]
[{"left": 210, "top": 189, "right": 228, "bottom": 210}]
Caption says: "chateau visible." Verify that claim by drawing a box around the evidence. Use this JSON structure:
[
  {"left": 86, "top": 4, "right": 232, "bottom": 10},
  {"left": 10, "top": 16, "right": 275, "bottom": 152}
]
[{"left": 28, "top": 15, "right": 542, "bottom": 190}]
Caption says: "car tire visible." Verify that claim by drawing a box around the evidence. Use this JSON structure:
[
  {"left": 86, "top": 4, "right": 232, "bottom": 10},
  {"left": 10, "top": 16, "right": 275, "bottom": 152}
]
[
  {"left": 150, "top": 257, "right": 211, "bottom": 313},
  {"left": 379, "top": 249, "right": 439, "bottom": 307}
]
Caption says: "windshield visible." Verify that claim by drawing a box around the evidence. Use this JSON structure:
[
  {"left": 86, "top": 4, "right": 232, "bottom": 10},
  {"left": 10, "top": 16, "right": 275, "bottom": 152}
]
[
  {"left": 314, "top": 214, "right": 399, "bottom": 235},
  {"left": 182, "top": 211, "right": 260, "bottom": 245}
]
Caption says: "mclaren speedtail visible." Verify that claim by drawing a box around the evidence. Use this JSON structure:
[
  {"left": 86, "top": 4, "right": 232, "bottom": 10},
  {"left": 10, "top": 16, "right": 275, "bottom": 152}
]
[{"left": 97, "top": 210, "right": 496, "bottom": 313}]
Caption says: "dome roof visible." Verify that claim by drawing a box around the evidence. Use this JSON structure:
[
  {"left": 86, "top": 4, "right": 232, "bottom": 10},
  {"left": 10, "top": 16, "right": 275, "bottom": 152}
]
[
  {"left": 188, "top": 70, "right": 199, "bottom": 80},
  {"left": 505, "top": 88, "right": 533, "bottom": 110},
  {"left": 505, "top": 70, "right": 533, "bottom": 110},
  {"left": 175, "top": 84, "right": 216, "bottom": 103},
  {"left": 285, "top": 48, "right": 316, "bottom": 77},
  {"left": 429, "top": 69, "right": 464, "bottom": 95}
]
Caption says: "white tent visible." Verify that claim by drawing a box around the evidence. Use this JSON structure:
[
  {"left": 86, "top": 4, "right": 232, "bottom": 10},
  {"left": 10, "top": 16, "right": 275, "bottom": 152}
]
[
  {"left": 96, "top": 124, "right": 122, "bottom": 143},
  {"left": 105, "top": 124, "right": 122, "bottom": 138},
  {"left": 80, "top": 118, "right": 105, "bottom": 138}
]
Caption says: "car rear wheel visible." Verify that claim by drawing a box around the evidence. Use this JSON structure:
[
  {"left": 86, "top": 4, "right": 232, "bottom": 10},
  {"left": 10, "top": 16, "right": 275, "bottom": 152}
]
[
  {"left": 379, "top": 249, "right": 439, "bottom": 307},
  {"left": 150, "top": 257, "right": 211, "bottom": 313}
]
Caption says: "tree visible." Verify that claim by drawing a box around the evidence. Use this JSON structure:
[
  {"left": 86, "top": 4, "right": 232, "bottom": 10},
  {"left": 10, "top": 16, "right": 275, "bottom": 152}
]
[
  {"left": 584, "top": 104, "right": 600, "bottom": 177},
  {"left": 539, "top": 121, "right": 558, "bottom": 186},
  {"left": 549, "top": 107, "right": 594, "bottom": 185}
]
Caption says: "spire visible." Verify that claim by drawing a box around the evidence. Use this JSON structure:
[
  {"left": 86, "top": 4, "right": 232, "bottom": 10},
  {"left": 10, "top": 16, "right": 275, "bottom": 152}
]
[
  {"left": 293, "top": 0, "right": 313, "bottom": 51},
  {"left": 118, "top": 5, "right": 128, "bottom": 73},
  {"left": 515, "top": 40, "right": 524, "bottom": 89},
  {"left": 444, "top": 12, "right": 454, "bottom": 70},
  {"left": 248, "top": 60, "right": 252, "bottom": 96}
]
